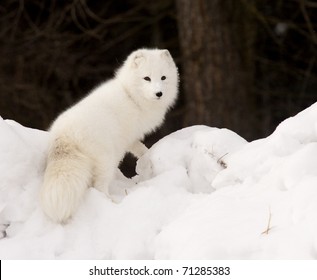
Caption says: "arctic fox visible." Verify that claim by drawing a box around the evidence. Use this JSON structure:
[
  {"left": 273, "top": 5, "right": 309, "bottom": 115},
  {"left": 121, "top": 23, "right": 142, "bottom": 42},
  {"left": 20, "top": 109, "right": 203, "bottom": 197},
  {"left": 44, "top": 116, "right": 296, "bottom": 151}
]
[{"left": 40, "top": 48, "right": 179, "bottom": 223}]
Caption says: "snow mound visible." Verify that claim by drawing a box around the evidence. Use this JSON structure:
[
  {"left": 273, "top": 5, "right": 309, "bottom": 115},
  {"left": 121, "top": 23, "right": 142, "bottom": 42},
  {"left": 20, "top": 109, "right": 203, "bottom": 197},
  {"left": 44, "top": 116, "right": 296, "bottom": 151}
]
[{"left": 1, "top": 103, "right": 317, "bottom": 259}]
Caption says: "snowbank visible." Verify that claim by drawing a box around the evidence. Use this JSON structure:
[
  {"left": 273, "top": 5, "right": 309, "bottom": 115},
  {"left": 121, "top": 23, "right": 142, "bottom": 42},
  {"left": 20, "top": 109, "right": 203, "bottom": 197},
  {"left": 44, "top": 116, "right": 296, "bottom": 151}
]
[{"left": 1, "top": 103, "right": 317, "bottom": 259}]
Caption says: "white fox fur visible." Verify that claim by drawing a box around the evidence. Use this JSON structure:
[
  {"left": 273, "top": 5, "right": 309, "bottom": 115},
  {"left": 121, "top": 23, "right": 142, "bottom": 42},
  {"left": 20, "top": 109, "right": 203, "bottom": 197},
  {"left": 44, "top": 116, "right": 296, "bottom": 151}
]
[{"left": 40, "top": 49, "right": 179, "bottom": 223}]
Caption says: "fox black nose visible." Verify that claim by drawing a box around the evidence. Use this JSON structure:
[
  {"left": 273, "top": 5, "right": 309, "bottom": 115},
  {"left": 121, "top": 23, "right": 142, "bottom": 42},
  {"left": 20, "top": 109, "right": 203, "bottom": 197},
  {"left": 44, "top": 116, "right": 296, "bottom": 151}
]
[{"left": 156, "top": 92, "right": 163, "bottom": 98}]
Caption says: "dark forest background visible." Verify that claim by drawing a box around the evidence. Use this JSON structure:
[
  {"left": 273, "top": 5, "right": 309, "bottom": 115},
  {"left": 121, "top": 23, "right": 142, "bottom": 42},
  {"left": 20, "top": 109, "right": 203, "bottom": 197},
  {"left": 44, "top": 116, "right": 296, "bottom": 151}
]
[{"left": 1, "top": 0, "right": 317, "bottom": 143}]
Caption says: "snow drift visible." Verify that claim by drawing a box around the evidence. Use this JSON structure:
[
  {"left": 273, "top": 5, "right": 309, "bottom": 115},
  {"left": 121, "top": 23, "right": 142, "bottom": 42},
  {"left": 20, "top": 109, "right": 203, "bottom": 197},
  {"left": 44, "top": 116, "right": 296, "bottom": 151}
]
[{"left": 1, "top": 103, "right": 317, "bottom": 259}]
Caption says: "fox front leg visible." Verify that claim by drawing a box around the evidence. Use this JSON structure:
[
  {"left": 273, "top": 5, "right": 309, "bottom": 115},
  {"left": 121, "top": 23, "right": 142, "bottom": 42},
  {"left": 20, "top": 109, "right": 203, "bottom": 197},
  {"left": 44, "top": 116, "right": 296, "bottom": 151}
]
[{"left": 128, "top": 141, "right": 148, "bottom": 159}]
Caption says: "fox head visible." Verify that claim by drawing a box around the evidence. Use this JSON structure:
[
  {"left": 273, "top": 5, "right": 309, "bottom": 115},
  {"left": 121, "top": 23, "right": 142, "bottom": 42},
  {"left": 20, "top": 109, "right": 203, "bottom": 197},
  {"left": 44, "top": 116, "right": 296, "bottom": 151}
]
[{"left": 116, "top": 48, "right": 179, "bottom": 109}]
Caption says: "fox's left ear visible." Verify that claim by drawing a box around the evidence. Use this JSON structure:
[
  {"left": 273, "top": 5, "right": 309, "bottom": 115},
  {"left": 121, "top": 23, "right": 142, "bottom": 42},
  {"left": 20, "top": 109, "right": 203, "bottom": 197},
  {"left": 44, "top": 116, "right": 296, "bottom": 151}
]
[
  {"left": 161, "top": 49, "right": 174, "bottom": 66},
  {"left": 161, "top": 49, "right": 171, "bottom": 59},
  {"left": 131, "top": 51, "right": 145, "bottom": 68}
]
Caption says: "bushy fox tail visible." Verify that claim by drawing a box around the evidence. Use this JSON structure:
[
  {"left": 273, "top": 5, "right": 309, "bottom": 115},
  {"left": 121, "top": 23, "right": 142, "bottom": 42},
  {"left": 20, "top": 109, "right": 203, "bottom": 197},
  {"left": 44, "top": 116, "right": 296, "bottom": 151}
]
[{"left": 40, "top": 137, "right": 92, "bottom": 223}]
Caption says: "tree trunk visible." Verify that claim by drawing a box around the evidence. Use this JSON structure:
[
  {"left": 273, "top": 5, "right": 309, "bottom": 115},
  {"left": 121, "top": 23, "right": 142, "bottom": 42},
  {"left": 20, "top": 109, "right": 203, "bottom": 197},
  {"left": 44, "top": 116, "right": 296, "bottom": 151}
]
[{"left": 176, "top": 0, "right": 256, "bottom": 140}]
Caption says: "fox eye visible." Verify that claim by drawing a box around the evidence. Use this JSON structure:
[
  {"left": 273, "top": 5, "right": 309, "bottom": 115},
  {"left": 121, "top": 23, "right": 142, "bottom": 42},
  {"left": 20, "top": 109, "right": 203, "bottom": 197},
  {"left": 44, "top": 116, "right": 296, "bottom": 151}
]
[
  {"left": 144, "top": 76, "right": 151, "bottom": 81},
  {"left": 161, "top": 76, "right": 166, "bottom": 80}
]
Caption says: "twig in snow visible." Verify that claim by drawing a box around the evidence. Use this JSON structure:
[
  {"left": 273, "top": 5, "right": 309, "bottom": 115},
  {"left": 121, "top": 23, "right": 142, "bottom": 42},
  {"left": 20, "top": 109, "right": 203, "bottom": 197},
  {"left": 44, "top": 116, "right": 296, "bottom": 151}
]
[
  {"left": 217, "top": 153, "right": 228, "bottom": 168},
  {"left": 261, "top": 207, "right": 272, "bottom": 235}
]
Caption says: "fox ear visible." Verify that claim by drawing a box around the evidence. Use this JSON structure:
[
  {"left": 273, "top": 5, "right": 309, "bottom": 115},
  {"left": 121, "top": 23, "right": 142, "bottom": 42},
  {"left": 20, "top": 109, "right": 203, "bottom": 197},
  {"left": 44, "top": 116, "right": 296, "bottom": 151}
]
[
  {"left": 161, "top": 49, "right": 172, "bottom": 58},
  {"left": 161, "top": 49, "right": 174, "bottom": 66},
  {"left": 131, "top": 51, "right": 145, "bottom": 68}
]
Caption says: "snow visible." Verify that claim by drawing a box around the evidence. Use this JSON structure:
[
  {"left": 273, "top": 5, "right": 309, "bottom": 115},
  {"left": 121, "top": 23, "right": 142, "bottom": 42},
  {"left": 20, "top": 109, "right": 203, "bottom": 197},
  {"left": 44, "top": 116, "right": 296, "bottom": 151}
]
[{"left": 1, "top": 103, "right": 317, "bottom": 259}]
